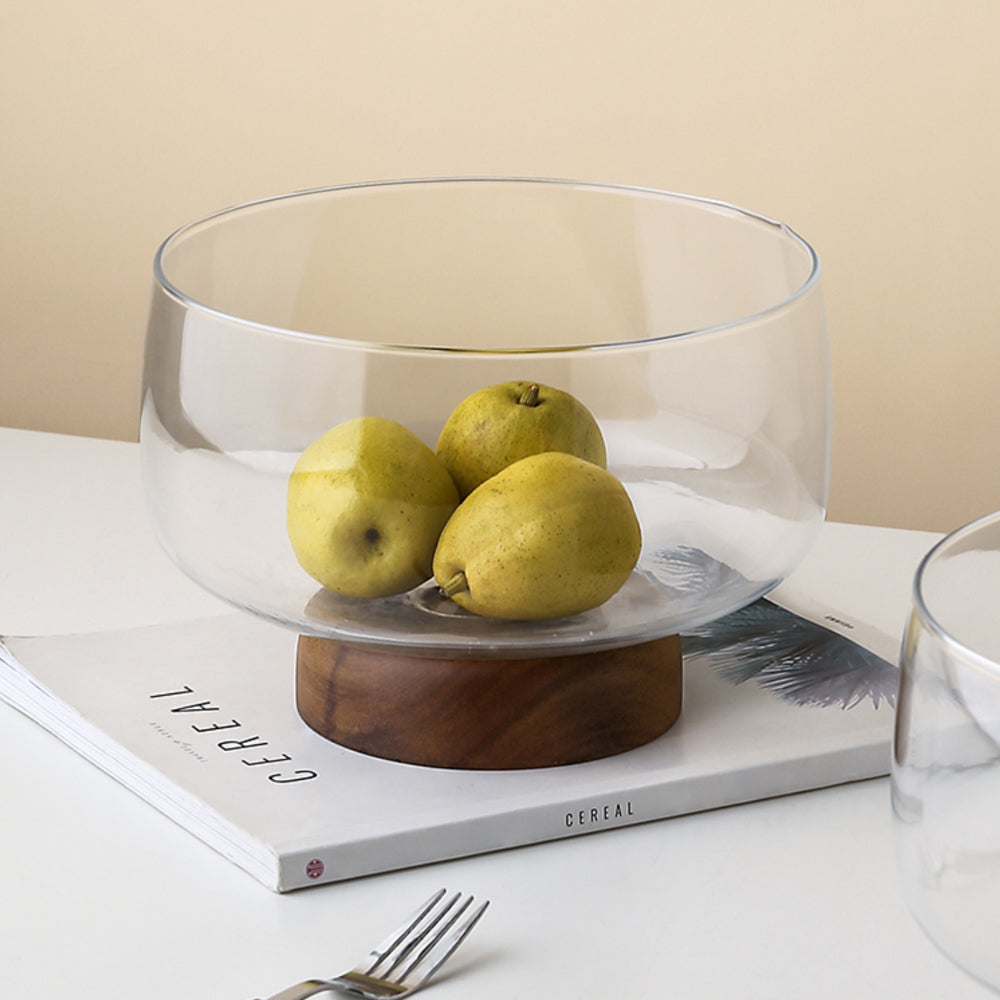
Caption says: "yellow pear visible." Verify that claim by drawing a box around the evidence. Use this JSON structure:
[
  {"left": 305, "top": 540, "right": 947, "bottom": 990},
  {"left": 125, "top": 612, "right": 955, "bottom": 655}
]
[
  {"left": 433, "top": 452, "right": 641, "bottom": 620},
  {"left": 435, "top": 380, "right": 607, "bottom": 496},
  {"left": 287, "top": 417, "right": 459, "bottom": 598}
]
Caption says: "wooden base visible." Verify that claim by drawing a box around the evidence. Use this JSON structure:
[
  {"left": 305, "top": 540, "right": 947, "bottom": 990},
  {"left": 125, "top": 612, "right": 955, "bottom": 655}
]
[{"left": 295, "top": 635, "right": 683, "bottom": 770}]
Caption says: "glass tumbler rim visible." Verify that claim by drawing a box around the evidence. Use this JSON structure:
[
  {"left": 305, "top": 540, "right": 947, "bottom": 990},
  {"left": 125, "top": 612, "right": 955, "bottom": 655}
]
[
  {"left": 911, "top": 508, "right": 1000, "bottom": 675},
  {"left": 151, "top": 175, "right": 822, "bottom": 356}
]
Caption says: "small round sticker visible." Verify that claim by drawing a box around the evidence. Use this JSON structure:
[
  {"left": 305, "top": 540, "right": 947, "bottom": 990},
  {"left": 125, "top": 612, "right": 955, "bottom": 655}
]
[{"left": 305, "top": 858, "right": 325, "bottom": 880}]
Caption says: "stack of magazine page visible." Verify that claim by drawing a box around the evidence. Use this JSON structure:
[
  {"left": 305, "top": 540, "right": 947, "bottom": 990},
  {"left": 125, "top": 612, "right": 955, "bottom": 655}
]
[{"left": 0, "top": 535, "right": 915, "bottom": 893}]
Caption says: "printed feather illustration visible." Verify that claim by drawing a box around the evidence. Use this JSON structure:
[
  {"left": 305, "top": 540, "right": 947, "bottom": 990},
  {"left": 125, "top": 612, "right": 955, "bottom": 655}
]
[
  {"left": 681, "top": 598, "right": 898, "bottom": 710},
  {"left": 647, "top": 543, "right": 750, "bottom": 594}
]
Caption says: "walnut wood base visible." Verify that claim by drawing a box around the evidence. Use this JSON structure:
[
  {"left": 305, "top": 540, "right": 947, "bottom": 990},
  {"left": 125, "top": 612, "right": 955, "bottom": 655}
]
[{"left": 295, "top": 635, "right": 683, "bottom": 770}]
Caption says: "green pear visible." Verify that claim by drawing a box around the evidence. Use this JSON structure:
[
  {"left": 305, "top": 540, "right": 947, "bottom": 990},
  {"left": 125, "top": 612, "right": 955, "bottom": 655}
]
[
  {"left": 435, "top": 380, "right": 607, "bottom": 496},
  {"left": 433, "top": 452, "right": 641, "bottom": 620},
  {"left": 287, "top": 416, "right": 459, "bottom": 598}
]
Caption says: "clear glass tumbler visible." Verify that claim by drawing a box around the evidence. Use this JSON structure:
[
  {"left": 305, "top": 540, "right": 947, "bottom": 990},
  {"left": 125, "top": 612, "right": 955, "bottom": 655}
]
[{"left": 892, "top": 510, "right": 1000, "bottom": 992}]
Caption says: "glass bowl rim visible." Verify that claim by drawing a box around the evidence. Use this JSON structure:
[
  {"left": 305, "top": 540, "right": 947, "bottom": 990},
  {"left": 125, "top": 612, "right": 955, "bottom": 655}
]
[
  {"left": 911, "top": 508, "right": 1000, "bottom": 676},
  {"left": 152, "top": 175, "right": 822, "bottom": 356}
]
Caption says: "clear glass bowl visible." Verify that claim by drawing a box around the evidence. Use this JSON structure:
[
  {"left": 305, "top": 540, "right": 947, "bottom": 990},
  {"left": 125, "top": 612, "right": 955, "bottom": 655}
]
[
  {"left": 140, "top": 178, "right": 831, "bottom": 657},
  {"left": 892, "top": 511, "right": 1000, "bottom": 993}
]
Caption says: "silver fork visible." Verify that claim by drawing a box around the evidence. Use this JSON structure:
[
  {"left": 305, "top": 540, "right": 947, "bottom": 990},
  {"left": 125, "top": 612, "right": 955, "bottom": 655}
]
[{"left": 254, "top": 888, "right": 490, "bottom": 1000}]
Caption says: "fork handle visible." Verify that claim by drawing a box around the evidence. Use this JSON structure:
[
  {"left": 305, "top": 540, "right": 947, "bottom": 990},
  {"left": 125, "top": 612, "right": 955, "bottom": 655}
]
[{"left": 253, "top": 979, "right": 338, "bottom": 1000}]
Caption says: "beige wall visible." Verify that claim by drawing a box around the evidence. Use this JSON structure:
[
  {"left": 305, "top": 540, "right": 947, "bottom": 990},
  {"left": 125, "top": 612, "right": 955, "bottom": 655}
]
[{"left": 2, "top": 0, "right": 998, "bottom": 533}]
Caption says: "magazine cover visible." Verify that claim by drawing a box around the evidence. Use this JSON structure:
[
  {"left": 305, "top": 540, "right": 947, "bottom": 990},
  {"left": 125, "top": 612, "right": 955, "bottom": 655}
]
[{"left": 0, "top": 585, "right": 900, "bottom": 892}]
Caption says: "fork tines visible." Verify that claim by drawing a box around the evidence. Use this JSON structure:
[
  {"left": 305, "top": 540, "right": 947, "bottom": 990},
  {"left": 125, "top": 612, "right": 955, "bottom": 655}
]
[{"left": 361, "top": 889, "right": 489, "bottom": 993}]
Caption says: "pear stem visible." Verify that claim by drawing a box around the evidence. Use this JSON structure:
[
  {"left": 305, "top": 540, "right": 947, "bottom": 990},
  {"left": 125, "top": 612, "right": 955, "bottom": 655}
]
[
  {"left": 518, "top": 383, "right": 541, "bottom": 407},
  {"left": 439, "top": 571, "right": 469, "bottom": 599}
]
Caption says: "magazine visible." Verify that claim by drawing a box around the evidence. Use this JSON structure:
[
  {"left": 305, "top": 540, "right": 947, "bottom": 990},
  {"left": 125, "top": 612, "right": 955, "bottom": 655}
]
[{"left": 0, "top": 568, "right": 905, "bottom": 892}]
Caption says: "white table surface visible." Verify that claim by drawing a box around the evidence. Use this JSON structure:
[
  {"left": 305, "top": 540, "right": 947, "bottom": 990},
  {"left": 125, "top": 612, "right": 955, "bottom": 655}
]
[{"left": 0, "top": 426, "right": 991, "bottom": 999}]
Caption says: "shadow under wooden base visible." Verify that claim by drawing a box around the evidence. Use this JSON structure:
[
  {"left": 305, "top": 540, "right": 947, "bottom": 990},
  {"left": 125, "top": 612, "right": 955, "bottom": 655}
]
[{"left": 295, "top": 634, "right": 683, "bottom": 770}]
